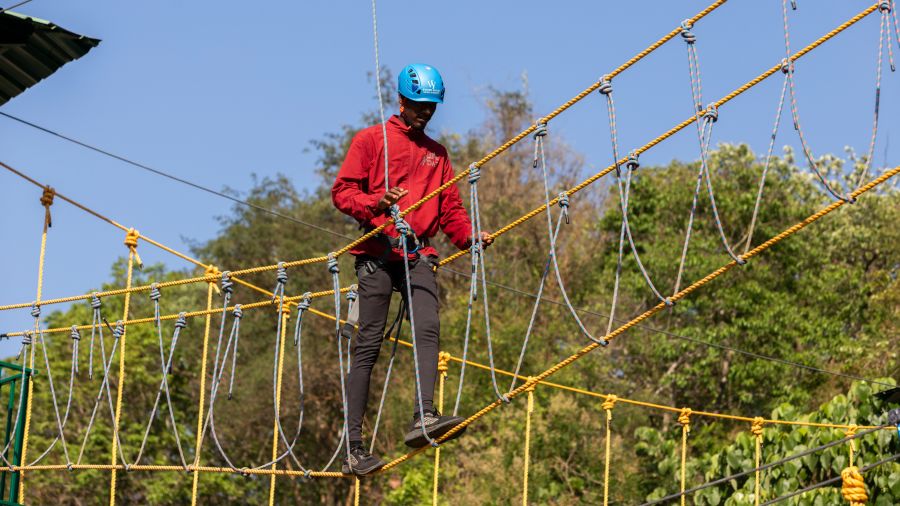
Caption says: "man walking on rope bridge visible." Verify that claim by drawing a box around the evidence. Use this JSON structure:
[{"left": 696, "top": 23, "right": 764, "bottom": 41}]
[{"left": 332, "top": 63, "right": 492, "bottom": 476}]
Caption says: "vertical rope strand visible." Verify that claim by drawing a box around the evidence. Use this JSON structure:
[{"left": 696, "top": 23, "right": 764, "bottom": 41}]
[
  {"left": 602, "top": 395, "right": 617, "bottom": 506},
  {"left": 522, "top": 381, "right": 536, "bottom": 506},
  {"left": 751, "top": 417, "right": 765, "bottom": 505},
  {"left": 107, "top": 239, "right": 137, "bottom": 506},
  {"left": 268, "top": 307, "right": 290, "bottom": 505},
  {"left": 18, "top": 193, "right": 51, "bottom": 503},
  {"left": 432, "top": 352, "right": 449, "bottom": 506},
  {"left": 678, "top": 408, "right": 692, "bottom": 506},
  {"left": 189, "top": 282, "right": 216, "bottom": 505}
]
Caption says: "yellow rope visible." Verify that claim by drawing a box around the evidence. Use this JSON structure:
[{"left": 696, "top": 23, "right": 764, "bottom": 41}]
[
  {"left": 677, "top": 408, "right": 692, "bottom": 506},
  {"left": 602, "top": 395, "right": 617, "bottom": 506},
  {"left": 18, "top": 192, "right": 52, "bottom": 504},
  {"left": 846, "top": 424, "right": 858, "bottom": 468},
  {"left": 189, "top": 282, "right": 216, "bottom": 505},
  {"left": 354, "top": 476, "right": 360, "bottom": 506},
  {"left": 268, "top": 305, "right": 290, "bottom": 506},
  {"left": 108, "top": 235, "right": 137, "bottom": 506},
  {"left": 433, "top": 352, "right": 450, "bottom": 506},
  {"left": 522, "top": 379, "right": 536, "bottom": 506},
  {"left": 840, "top": 466, "right": 867, "bottom": 506},
  {"left": 750, "top": 417, "right": 765, "bottom": 506}
]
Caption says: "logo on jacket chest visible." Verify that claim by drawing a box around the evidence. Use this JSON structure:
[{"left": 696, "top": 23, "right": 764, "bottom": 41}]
[{"left": 421, "top": 151, "right": 439, "bottom": 168}]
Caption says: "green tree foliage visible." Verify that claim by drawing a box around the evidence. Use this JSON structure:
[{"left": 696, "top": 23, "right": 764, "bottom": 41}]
[{"left": 6, "top": 83, "right": 898, "bottom": 504}]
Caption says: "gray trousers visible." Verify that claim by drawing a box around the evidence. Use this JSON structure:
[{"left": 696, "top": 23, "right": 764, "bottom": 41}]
[{"left": 347, "top": 255, "right": 440, "bottom": 444}]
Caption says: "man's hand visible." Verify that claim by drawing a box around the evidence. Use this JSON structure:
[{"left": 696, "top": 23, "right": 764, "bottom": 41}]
[
  {"left": 376, "top": 187, "right": 409, "bottom": 212},
  {"left": 479, "top": 231, "right": 494, "bottom": 248}
]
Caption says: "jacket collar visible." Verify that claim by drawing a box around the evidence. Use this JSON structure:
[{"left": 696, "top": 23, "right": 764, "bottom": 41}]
[{"left": 388, "top": 114, "right": 419, "bottom": 137}]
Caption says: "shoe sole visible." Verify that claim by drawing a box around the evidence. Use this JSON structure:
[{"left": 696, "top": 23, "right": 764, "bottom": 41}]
[
  {"left": 404, "top": 418, "right": 468, "bottom": 448},
  {"left": 341, "top": 460, "right": 385, "bottom": 477}
]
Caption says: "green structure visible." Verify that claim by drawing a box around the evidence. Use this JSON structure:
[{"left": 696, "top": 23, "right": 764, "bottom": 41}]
[{"left": 0, "top": 360, "right": 33, "bottom": 506}]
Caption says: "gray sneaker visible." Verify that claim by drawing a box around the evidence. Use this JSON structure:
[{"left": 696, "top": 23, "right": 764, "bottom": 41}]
[
  {"left": 341, "top": 445, "right": 385, "bottom": 476},
  {"left": 403, "top": 409, "right": 467, "bottom": 448}
]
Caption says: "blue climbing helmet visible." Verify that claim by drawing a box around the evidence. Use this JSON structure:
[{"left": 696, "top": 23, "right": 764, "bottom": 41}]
[{"left": 398, "top": 63, "right": 445, "bottom": 103}]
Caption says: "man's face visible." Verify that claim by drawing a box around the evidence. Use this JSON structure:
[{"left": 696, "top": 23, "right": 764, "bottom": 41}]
[{"left": 399, "top": 96, "right": 437, "bottom": 131}]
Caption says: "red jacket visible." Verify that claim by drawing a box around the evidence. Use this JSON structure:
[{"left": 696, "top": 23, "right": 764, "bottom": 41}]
[{"left": 332, "top": 115, "right": 472, "bottom": 261}]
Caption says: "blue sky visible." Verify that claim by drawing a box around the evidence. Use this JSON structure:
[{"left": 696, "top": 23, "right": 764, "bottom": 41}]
[{"left": 1, "top": 0, "right": 898, "bottom": 356}]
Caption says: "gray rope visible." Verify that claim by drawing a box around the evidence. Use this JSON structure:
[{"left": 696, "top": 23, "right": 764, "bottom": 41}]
[
  {"left": 599, "top": 78, "right": 671, "bottom": 306},
  {"left": 77, "top": 319, "right": 126, "bottom": 466},
  {"left": 131, "top": 291, "right": 188, "bottom": 469},
  {"left": 456, "top": 169, "right": 508, "bottom": 410},
  {"left": 508, "top": 203, "right": 564, "bottom": 393},
  {"left": 370, "top": 0, "right": 391, "bottom": 192},
  {"left": 453, "top": 167, "right": 481, "bottom": 416},
  {"left": 369, "top": 300, "right": 406, "bottom": 453},
  {"left": 681, "top": 27, "right": 746, "bottom": 267},
  {"left": 858, "top": 2, "right": 895, "bottom": 186},
  {"left": 251, "top": 269, "right": 308, "bottom": 471},
  {"left": 327, "top": 254, "right": 353, "bottom": 463},
  {"left": 598, "top": 77, "right": 628, "bottom": 336},
  {"left": 29, "top": 322, "right": 72, "bottom": 467},
  {"left": 695, "top": 105, "right": 747, "bottom": 265},
  {"left": 533, "top": 124, "right": 607, "bottom": 345},
  {"left": 782, "top": 0, "right": 855, "bottom": 203},
  {"left": 205, "top": 307, "right": 244, "bottom": 471},
  {"left": 641, "top": 424, "right": 887, "bottom": 505},
  {"left": 227, "top": 305, "right": 243, "bottom": 399},
  {"left": 393, "top": 206, "right": 439, "bottom": 447},
  {"left": 24, "top": 325, "right": 81, "bottom": 466},
  {"left": 89, "top": 293, "right": 101, "bottom": 380},
  {"left": 744, "top": 66, "right": 789, "bottom": 254}
]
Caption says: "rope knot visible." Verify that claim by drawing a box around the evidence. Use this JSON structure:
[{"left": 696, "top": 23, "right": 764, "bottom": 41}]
[
  {"left": 124, "top": 228, "right": 143, "bottom": 268},
  {"left": 602, "top": 394, "right": 618, "bottom": 412},
  {"left": 220, "top": 272, "right": 233, "bottom": 295},
  {"left": 346, "top": 285, "right": 358, "bottom": 302},
  {"left": 557, "top": 192, "right": 570, "bottom": 209},
  {"left": 275, "top": 262, "right": 288, "bottom": 285},
  {"left": 680, "top": 20, "right": 696, "bottom": 44},
  {"left": 533, "top": 122, "right": 548, "bottom": 138},
  {"left": 91, "top": 293, "right": 102, "bottom": 309},
  {"left": 598, "top": 76, "right": 613, "bottom": 95},
  {"left": 781, "top": 58, "right": 794, "bottom": 74},
  {"left": 232, "top": 304, "right": 243, "bottom": 319},
  {"left": 70, "top": 325, "right": 81, "bottom": 341},
  {"left": 40, "top": 185, "right": 55, "bottom": 227},
  {"left": 30, "top": 303, "right": 40, "bottom": 318},
  {"left": 879, "top": 1, "right": 891, "bottom": 12},
  {"left": 524, "top": 376, "right": 538, "bottom": 393},
  {"left": 846, "top": 424, "right": 858, "bottom": 438},
  {"left": 21, "top": 332, "right": 32, "bottom": 346},
  {"left": 750, "top": 417, "right": 765, "bottom": 438},
  {"left": 664, "top": 297, "right": 676, "bottom": 307},
  {"left": 437, "top": 351, "right": 451, "bottom": 375},
  {"left": 840, "top": 466, "right": 868, "bottom": 506},
  {"left": 113, "top": 320, "right": 125, "bottom": 339},
  {"left": 327, "top": 254, "right": 339, "bottom": 274},
  {"left": 303, "top": 469, "right": 313, "bottom": 480},
  {"left": 149, "top": 283, "right": 161, "bottom": 301},
  {"left": 703, "top": 104, "right": 719, "bottom": 123},
  {"left": 468, "top": 164, "right": 481, "bottom": 184},
  {"left": 678, "top": 408, "right": 692, "bottom": 431},
  {"left": 297, "top": 293, "right": 312, "bottom": 311},
  {"left": 174, "top": 312, "right": 188, "bottom": 329},
  {"left": 626, "top": 151, "right": 640, "bottom": 171}
]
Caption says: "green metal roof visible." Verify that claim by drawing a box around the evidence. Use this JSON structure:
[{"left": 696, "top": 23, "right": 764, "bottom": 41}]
[{"left": 0, "top": 10, "right": 100, "bottom": 106}]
